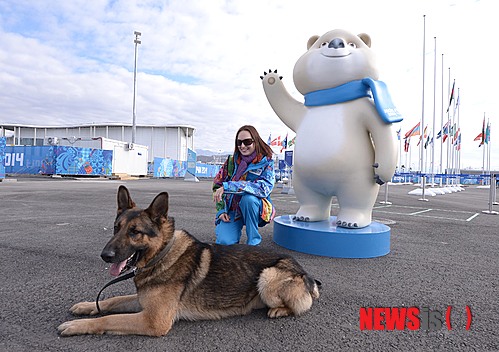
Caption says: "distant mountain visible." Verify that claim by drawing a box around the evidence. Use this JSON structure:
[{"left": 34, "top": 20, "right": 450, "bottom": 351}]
[
  {"left": 195, "top": 149, "right": 230, "bottom": 164},
  {"left": 195, "top": 148, "right": 231, "bottom": 157}
]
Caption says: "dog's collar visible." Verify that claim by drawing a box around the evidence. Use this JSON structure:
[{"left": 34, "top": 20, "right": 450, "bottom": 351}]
[
  {"left": 95, "top": 236, "right": 176, "bottom": 315},
  {"left": 142, "top": 236, "right": 176, "bottom": 270}
]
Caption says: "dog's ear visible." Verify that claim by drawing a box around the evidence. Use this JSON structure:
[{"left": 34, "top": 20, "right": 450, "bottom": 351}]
[
  {"left": 146, "top": 192, "right": 169, "bottom": 223},
  {"left": 117, "top": 185, "right": 135, "bottom": 214}
]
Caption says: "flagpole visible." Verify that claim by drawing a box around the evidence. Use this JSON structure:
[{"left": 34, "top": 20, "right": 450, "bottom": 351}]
[
  {"left": 398, "top": 130, "right": 402, "bottom": 172},
  {"left": 450, "top": 90, "right": 455, "bottom": 184},
  {"left": 445, "top": 67, "right": 454, "bottom": 185},
  {"left": 447, "top": 76, "right": 457, "bottom": 185},
  {"left": 487, "top": 119, "right": 491, "bottom": 180},
  {"left": 409, "top": 143, "right": 412, "bottom": 173},
  {"left": 482, "top": 113, "right": 486, "bottom": 176},
  {"left": 419, "top": 14, "right": 427, "bottom": 200},
  {"left": 451, "top": 85, "right": 457, "bottom": 183},
  {"left": 489, "top": 122, "right": 492, "bottom": 186},
  {"left": 439, "top": 53, "right": 444, "bottom": 184},
  {"left": 483, "top": 134, "right": 486, "bottom": 176},
  {"left": 425, "top": 137, "right": 429, "bottom": 178},
  {"left": 457, "top": 88, "right": 461, "bottom": 176},
  {"left": 431, "top": 37, "right": 437, "bottom": 186},
  {"left": 405, "top": 142, "right": 408, "bottom": 174}
]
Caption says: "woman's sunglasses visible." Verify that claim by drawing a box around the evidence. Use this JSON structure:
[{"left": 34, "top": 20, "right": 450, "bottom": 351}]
[{"left": 236, "top": 138, "right": 254, "bottom": 147}]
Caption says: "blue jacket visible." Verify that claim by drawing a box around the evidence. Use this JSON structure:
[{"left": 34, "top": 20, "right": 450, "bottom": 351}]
[{"left": 213, "top": 153, "right": 275, "bottom": 221}]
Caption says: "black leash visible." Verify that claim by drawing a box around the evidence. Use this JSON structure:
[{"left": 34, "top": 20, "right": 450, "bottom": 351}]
[
  {"left": 95, "top": 236, "right": 176, "bottom": 315},
  {"left": 95, "top": 269, "right": 136, "bottom": 315}
]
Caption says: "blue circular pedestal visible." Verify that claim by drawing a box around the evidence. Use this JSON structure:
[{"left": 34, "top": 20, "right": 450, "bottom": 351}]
[{"left": 273, "top": 215, "right": 390, "bottom": 258}]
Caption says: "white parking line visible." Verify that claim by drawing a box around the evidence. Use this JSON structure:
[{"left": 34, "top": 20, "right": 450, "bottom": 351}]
[
  {"left": 409, "top": 209, "right": 433, "bottom": 215},
  {"left": 273, "top": 196, "right": 481, "bottom": 222},
  {"left": 373, "top": 204, "right": 479, "bottom": 222},
  {"left": 466, "top": 213, "right": 480, "bottom": 221}
]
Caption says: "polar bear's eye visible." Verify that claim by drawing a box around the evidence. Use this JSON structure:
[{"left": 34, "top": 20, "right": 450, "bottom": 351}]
[
  {"left": 348, "top": 42, "right": 357, "bottom": 48},
  {"left": 320, "top": 42, "right": 329, "bottom": 47}
]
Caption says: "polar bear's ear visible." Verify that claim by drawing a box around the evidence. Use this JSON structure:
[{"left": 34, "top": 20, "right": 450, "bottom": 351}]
[
  {"left": 307, "top": 35, "right": 320, "bottom": 50},
  {"left": 358, "top": 33, "right": 371, "bottom": 48}
]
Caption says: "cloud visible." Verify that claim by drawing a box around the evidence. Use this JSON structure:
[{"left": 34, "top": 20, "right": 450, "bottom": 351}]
[{"left": 0, "top": 0, "right": 497, "bottom": 170}]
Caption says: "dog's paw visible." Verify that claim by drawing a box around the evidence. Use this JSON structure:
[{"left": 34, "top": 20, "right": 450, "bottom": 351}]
[
  {"left": 70, "top": 301, "right": 99, "bottom": 316},
  {"left": 267, "top": 307, "right": 293, "bottom": 318},
  {"left": 58, "top": 319, "right": 97, "bottom": 336}
]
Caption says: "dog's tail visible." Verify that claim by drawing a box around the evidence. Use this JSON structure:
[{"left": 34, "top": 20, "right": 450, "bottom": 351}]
[{"left": 304, "top": 276, "right": 322, "bottom": 299}]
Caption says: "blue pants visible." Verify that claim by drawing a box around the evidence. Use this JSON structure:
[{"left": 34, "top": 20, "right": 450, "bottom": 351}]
[{"left": 215, "top": 194, "right": 262, "bottom": 246}]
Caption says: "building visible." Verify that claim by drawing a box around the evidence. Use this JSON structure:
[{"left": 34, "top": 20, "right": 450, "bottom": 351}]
[{"left": 0, "top": 123, "right": 195, "bottom": 162}]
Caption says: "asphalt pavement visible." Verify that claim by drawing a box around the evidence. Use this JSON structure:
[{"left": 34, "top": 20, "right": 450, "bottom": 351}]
[{"left": 0, "top": 176, "right": 498, "bottom": 351}]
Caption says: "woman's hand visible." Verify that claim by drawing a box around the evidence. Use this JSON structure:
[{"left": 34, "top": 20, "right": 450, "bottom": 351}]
[
  {"left": 218, "top": 213, "right": 230, "bottom": 222},
  {"left": 213, "top": 186, "right": 224, "bottom": 203}
]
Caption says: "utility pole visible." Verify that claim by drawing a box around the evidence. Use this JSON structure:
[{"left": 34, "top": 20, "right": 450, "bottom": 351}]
[{"left": 132, "top": 31, "right": 141, "bottom": 145}]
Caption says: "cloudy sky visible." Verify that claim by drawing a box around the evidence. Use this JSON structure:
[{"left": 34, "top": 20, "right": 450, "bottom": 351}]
[{"left": 0, "top": 0, "right": 497, "bottom": 170}]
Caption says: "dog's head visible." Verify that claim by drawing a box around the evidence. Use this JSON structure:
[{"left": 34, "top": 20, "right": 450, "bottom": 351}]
[{"left": 100, "top": 185, "right": 174, "bottom": 276}]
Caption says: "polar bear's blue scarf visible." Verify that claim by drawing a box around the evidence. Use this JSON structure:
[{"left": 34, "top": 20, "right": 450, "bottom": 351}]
[{"left": 303, "top": 78, "right": 403, "bottom": 124}]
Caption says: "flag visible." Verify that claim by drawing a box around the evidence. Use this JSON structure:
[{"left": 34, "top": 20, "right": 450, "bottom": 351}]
[
  {"left": 267, "top": 133, "right": 272, "bottom": 145},
  {"left": 481, "top": 118, "right": 486, "bottom": 145},
  {"left": 453, "top": 91, "right": 460, "bottom": 115},
  {"left": 280, "top": 134, "right": 288, "bottom": 152},
  {"left": 396, "top": 128, "right": 401, "bottom": 140},
  {"left": 437, "top": 120, "right": 450, "bottom": 142},
  {"left": 449, "top": 123, "right": 456, "bottom": 137},
  {"left": 404, "top": 122, "right": 421, "bottom": 139},
  {"left": 417, "top": 125, "right": 427, "bottom": 147},
  {"left": 485, "top": 122, "right": 491, "bottom": 144},
  {"left": 452, "top": 127, "right": 460, "bottom": 145},
  {"left": 446, "top": 79, "right": 455, "bottom": 112},
  {"left": 424, "top": 134, "right": 432, "bottom": 149},
  {"left": 288, "top": 136, "right": 296, "bottom": 147},
  {"left": 474, "top": 117, "right": 485, "bottom": 146},
  {"left": 404, "top": 138, "right": 410, "bottom": 152},
  {"left": 455, "top": 134, "right": 461, "bottom": 151},
  {"left": 270, "top": 136, "right": 281, "bottom": 146}
]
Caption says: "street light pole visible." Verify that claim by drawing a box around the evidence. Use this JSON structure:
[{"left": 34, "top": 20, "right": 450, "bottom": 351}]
[{"left": 132, "top": 31, "right": 141, "bottom": 145}]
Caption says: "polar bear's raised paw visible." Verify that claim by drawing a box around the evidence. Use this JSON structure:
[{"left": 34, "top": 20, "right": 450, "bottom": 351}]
[{"left": 260, "top": 69, "right": 282, "bottom": 83}]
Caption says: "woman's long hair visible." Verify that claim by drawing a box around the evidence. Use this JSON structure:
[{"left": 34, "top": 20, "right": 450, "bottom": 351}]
[{"left": 233, "top": 125, "right": 274, "bottom": 159}]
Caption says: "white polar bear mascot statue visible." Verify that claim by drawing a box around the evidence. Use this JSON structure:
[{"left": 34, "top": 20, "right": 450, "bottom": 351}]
[{"left": 261, "top": 29, "right": 402, "bottom": 229}]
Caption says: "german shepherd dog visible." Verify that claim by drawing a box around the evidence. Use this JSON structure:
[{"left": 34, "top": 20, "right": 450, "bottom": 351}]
[{"left": 58, "top": 186, "right": 320, "bottom": 337}]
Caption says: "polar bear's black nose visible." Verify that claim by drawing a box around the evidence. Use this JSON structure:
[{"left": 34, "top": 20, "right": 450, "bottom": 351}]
[{"left": 329, "top": 38, "right": 345, "bottom": 49}]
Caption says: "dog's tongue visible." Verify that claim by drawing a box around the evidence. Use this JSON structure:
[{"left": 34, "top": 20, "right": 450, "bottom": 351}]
[{"left": 109, "top": 260, "right": 127, "bottom": 277}]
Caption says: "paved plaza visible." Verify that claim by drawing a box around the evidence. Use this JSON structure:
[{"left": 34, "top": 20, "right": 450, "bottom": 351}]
[{"left": 0, "top": 177, "right": 498, "bottom": 351}]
